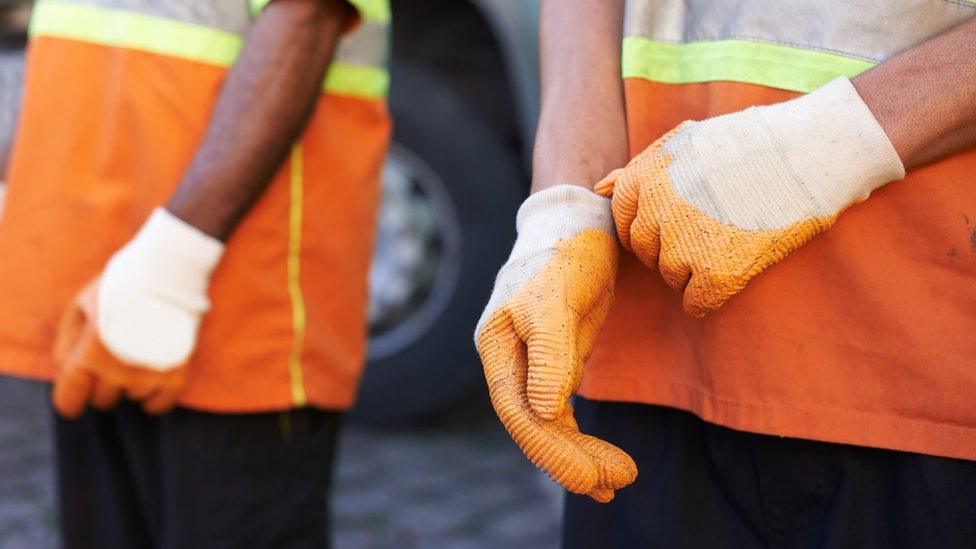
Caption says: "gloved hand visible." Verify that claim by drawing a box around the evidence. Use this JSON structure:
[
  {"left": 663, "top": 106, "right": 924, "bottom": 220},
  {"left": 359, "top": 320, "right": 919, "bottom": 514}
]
[
  {"left": 476, "top": 185, "right": 636, "bottom": 502},
  {"left": 53, "top": 208, "right": 224, "bottom": 418},
  {"left": 596, "top": 77, "right": 905, "bottom": 317}
]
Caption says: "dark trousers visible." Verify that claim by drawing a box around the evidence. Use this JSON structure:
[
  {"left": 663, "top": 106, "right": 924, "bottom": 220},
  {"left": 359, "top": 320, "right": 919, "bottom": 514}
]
[
  {"left": 564, "top": 398, "right": 976, "bottom": 549},
  {"left": 55, "top": 402, "right": 341, "bottom": 549}
]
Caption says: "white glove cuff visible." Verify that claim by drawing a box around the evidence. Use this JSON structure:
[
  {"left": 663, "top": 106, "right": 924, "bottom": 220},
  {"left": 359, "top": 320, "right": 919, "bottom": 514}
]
[
  {"left": 97, "top": 208, "right": 224, "bottom": 369},
  {"left": 510, "top": 184, "right": 613, "bottom": 260},
  {"left": 475, "top": 185, "right": 612, "bottom": 340},
  {"left": 107, "top": 208, "right": 225, "bottom": 311},
  {"left": 758, "top": 77, "right": 906, "bottom": 213}
]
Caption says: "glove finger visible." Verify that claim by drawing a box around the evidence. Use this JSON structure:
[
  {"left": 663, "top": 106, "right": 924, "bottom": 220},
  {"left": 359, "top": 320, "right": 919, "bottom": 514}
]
[
  {"left": 90, "top": 380, "right": 123, "bottom": 410},
  {"left": 655, "top": 191, "right": 700, "bottom": 291},
  {"left": 558, "top": 402, "right": 637, "bottom": 493},
  {"left": 593, "top": 169, "right": 620, "bottom": 198},
  {"left": 53, "top": 300, "right": 86, "bottom": 367},
  {"left": 682, "top": 272, "right": 738, "bottom": 318},
  {"left": 561, "top": 401, "right": 580, "bottom": 431},
  {"left": 142, "top": 366, "right": 186, "bottom": 415},
  {"left": 660, "top": 260, "right": 692, "bottom": 293},
  {"left": 575, "top": 289, "right": 614, "bottom": 366},
  {"left": 609, "top": 174, "right": 641, "bottom": 252},
  {"left": 124, "top": 379, "right": 157, "bottom": 402},
  {"left": 516, "top": 232, "right": 617, "bottom": 423},
  {"left": 123, "top": 365, "right": 168, "bottom": 401},
  {"left": 52, "top": 369, "right": 95, "bottom": 420},
  {"left": 587, "top": 488, "right": 615, "bottom": 503},
  {"left": 628, "top": 188, "right": 666, "bottom": 270},
  {"left": 478, "top": 311, "right": 601, "bottom": 495},
  {"left": 511, "top": 413, "right": 603, "bottom": 496},
  {"left": 569, "top": 429, "right": 638, "bottom": 491},
  {"left": 611, "top": 126, "right": 688, "bottom": 253},
  {"left": 141, "top": 387, "right": 180, "bottom": 415},
  {"left": 478, "top": 310, "right": 527, "bottom": 399},
  {"left": 523, "top": 317, "right": 579, "bottom": 422}
]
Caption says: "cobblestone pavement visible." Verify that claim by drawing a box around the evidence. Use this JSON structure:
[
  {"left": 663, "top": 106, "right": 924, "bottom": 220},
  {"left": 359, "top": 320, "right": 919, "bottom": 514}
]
[{"left": 0, "top": 377, "right": 562, "bottom": 549}]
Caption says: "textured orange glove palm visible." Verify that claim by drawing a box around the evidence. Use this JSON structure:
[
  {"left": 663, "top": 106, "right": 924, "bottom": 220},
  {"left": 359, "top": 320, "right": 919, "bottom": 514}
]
[
  {"left": 53, "top": 280, "right": 188, "bottom": 418},
  {"left": 52, "top": 208, "right": 223, "bottom": 418},
  {"left": 596, "top": 78, "right": 905, "bottom": 317},
  {"left": 476, "top": 185, "right": 637, "bottom": 502}
]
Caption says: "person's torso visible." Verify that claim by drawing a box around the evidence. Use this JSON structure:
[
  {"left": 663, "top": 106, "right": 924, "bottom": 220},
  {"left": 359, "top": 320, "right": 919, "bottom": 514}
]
[
  {"left": 581, "top": 0, "right": 976, "bottom": 460},
  {"left": 0, "top": 0, "right": 392, "bottom": 412}
]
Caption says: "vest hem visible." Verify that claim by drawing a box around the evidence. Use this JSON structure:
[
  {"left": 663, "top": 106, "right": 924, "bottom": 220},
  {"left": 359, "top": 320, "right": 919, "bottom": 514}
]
[
  {"left": 0, "top": 347, "right": 358, "bottom": 413},
  {"left": 577, "top": 373, "right": 976, "bottom": 462}
]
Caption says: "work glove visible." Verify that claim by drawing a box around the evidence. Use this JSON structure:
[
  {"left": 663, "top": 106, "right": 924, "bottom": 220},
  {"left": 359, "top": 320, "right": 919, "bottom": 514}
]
[
  {"left": 53, "top": 208, "right": 224, "bottom": 418},
  {"left": 476, "top": 185, "right": 637, "bottom": 502},
  {"left": 596, "top": 77, "right": 905, "bottom": 317}
]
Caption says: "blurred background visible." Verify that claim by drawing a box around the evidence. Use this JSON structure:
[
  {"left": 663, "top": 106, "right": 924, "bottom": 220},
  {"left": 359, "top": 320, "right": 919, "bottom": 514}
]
[{"left": 0, "top": 0, "right": 568, "bottom": 547}]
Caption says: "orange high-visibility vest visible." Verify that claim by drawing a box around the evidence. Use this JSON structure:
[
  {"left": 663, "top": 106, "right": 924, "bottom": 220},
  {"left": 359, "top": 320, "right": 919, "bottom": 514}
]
[
  {"left": 0, "top": 0, "right": 391, "bottom": 412},
  {"left": 580, "top": 0, "right": 976, "bottom": 460}
]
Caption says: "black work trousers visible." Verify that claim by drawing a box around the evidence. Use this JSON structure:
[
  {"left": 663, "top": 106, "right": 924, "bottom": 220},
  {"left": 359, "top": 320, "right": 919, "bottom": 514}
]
[{"left": 55, "top": 402, "right": 340, "bottom": 549}]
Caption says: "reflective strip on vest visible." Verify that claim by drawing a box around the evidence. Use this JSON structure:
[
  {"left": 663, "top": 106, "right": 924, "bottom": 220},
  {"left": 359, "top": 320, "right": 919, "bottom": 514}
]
[
  {"left": 623, "top": 0, "right": 976, "bottom": 92},
  {"left": 29, "top": 0, "right": 389, "bottom": 98}
]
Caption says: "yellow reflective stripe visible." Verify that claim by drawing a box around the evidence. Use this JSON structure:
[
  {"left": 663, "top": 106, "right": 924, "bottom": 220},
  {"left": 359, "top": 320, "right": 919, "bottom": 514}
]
[
  {"left": 324, "top": 62, "right": 389, "bottom": 98},
  {"left": 287, "top": 145, "right": 308, "bottom": 408},
  {"left": 250, "top": 0, "right": 269, "bottom": 16},
  {"left": 348, "top": 0, "right": 391, "bottom": 23},
  {"left": 30, "top": 1, "right": 242, "bottom": 67},
  {"left": 623, "top": 36, "right": 876, "bottom": 94},
  {"left": 250, "top": 0, "right": 390, "bottom": 22},
  {"left": 31, "top": 1, "right": 388, "bottom": 98}
]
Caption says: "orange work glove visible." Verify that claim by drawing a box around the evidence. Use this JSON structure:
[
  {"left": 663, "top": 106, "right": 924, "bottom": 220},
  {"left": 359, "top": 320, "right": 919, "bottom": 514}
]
[
  {"left": 476, "top": 185, "right": 637, "bottom": 502},
  {"left": 52, "top": 208, "right": 224, "bottom": 418},
  {"left": 596, "top": 77, "right": 905, "bottom": 317},
  {"left": 53, "top": 280, "right": 188, "bottom": 417}
]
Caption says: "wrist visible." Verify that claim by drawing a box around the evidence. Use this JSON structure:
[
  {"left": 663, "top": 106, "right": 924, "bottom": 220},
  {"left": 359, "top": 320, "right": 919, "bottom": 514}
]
[
  {"left": 758, "top": 77, "right": 905, "bottom": 210},
  {"left": 106, "top": 208, "right": 225, "bottom": 307},
  {"left": 671, "top": 77, "right": 906, "bottom": 232}
]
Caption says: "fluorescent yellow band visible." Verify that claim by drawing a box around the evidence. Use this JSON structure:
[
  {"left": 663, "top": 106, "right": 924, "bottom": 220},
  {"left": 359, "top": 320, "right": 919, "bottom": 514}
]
[
  {"left": 348, "top": 0, "right": 391, "bottom": 23},
  {"left": 31, "top": 0, "right": 242, "bottom": 67},
  {"left": 623, "top": 36, "right": 876, "bottom": 94},
  {"left": 324, "top": 62, "right": 389, "bottom": 99},
  {"left": 32, "top": 0, "right": 388, "bottom": 99}
]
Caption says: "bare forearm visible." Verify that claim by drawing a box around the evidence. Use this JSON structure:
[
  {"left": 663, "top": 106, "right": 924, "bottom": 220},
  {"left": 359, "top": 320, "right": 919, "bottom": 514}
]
[
  {"left": 531, "top": 0, "right": 627, "bottom": 193},
  {"left": 0, "top": 137, "right": 10, "bottom": 180},
  {"left": 854, "top": 17, "right": 976, "bottom": 169},
  {"left": 167, "top": 0, "right": 353, "bottom": 240}
]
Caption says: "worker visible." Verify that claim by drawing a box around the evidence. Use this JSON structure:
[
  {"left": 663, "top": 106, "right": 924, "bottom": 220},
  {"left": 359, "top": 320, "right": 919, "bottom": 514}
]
[
  {"left": 0, "top": 0, "right": 389, "bottom": 547},
  {"left": 477, "top": 1, "right": 976, "bottom": 546}
]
